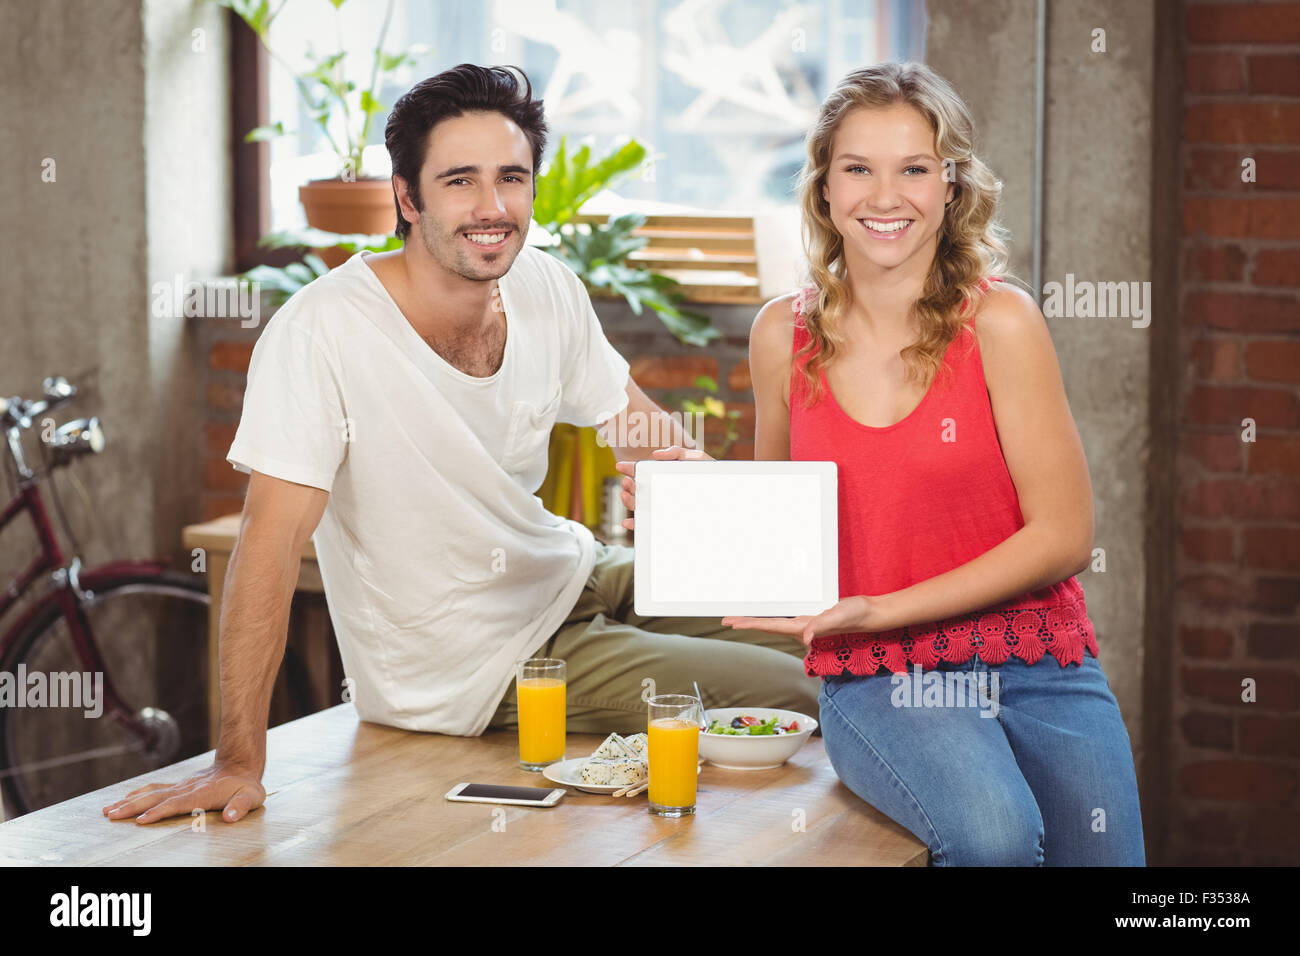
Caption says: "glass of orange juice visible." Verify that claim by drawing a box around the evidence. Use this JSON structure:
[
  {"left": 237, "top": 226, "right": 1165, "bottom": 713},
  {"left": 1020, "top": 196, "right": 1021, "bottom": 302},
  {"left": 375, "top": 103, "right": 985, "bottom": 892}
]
[
  {"left": 647, "top": 694, "right": 703, "bottom": 816},
  {"left": 516, "top": 658, "right": 566, "bottom": 771}
]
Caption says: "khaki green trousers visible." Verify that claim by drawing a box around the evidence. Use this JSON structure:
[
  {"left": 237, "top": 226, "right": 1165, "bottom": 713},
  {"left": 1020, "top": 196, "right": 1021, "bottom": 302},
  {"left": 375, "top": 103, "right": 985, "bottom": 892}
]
[{"left": 487, "top": 542, "right": 822, "bottom": 736}]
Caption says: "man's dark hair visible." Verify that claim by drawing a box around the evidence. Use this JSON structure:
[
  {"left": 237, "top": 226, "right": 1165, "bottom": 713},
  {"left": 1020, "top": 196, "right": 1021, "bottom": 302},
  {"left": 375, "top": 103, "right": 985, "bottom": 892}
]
[{"left": 384, "top": 63, "right": 548, "bottom": 239}]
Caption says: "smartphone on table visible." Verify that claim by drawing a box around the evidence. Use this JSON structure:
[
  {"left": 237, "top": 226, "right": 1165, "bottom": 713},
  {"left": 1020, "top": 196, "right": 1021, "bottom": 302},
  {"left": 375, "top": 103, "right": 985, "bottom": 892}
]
[{"left": 444, "top": 783, "right": 565, "bottom": 807}]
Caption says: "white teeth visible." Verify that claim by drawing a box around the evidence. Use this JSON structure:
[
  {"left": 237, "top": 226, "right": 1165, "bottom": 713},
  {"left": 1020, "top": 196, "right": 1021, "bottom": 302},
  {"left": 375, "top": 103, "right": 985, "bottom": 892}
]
[
  {"left": 863, "top": 219, "right": 912, "bottom": 233},
  {"left": 466, "top": 232, "right": 506, "bottom": 244}
]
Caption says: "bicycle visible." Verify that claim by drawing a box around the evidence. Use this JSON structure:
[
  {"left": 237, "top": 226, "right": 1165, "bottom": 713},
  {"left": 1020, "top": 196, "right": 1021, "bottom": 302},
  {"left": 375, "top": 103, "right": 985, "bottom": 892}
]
[{"left": 0, "top": 376, "right": 310, "bottom": 818}]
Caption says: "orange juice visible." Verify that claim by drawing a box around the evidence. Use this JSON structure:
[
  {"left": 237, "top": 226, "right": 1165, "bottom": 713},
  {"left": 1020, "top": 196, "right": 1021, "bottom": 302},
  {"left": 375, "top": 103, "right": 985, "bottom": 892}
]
[
  {"left": 648, "top": 717, "right": 699, "bottom": 808},
  {"left": 517, "top": 677, "right": 565, "bottom": 766}
]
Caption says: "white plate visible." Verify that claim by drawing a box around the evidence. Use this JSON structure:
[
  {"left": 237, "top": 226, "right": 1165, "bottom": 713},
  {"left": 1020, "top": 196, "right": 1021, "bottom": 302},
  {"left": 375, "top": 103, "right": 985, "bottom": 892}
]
[
  {"left": 541, "top": 757, "right": 699, "bottom": 795},
  {"left": 542, "top": 757, "right": 644, "bottom": 794}
]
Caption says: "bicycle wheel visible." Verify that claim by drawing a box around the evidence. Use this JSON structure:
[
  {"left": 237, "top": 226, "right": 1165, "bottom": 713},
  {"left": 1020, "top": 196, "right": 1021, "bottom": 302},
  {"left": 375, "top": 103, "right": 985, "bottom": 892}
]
[{"left": 0, "top": 570, "right": 211, "bottom": 817}]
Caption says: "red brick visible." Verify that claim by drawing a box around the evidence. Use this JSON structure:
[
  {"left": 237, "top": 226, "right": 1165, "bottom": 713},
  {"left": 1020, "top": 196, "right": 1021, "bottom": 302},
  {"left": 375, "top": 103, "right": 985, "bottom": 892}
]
[
  {"left": 205, "top": 422, "right": 238, "bottom": 458},
  {"left": 1243, "top": 526, "right": 1300, "bottom": 570},
  {"left": 1181, "top": 626, "right": 1235, "bottom": 658},
  {"left": 1248, "top": 436, "right": 1300, "bottom": 476},
  {"left": 1187, "top": 5, "right": 1300, "bottom": 45},
  {"left": 1252, "top": 249, "right": 1300, "bottom": 287},
  {"left": 1191, "top": 337, "right": 1242, "bottom": 381},
  {"left": 703, "top": 402, "right": 755, "bottom": 440},
  {"left": 1186, "top": 244, "right": 1246, "bottom": 283},
  {"left": 1182, "top": 477, "right": 1300, "bottom": 520},
  {"left": 1170, "top": 844, "right": 1241, "bottom": 866},
  {"left": 1183, "top": 291, "right": 1300, "bottom": 333},
  {"left": 202, "top": 494, "right": 245, "bottom": 522},
  {"left": 1241, "top": 716, "right": 1300, "bottom": 757},
  {"left": 1247, "top": 621, "right": 1300, "bottom": 658},
  {"left": 206, "top": 381, "right": 245, "bottom": 411},
  {"left": 1183, "top": 385, "right": 1300, "bottom": 428},
  {"left": 210, "top": 342, "right": 255, "bottom": 373},
  {"left": 629, "top": 356, "right": 719, "bottom": 390},
  {"left": 1186, "top": 51, "right": 1245, "bottom": 93},
  {"left": 1183, "top": 665, "right": 1244, "bottom": 702},
  {"left": 1183, "top": 198, "right": 1300, "bottom": 241},
  {"left": 1184, "top": 148, "right": 1300, "bottom": 192},
  {"left": 726, "top": 360, "right": 751, "bottom": 392},
  {"left": 1181, "top": 760, "right": 1296, "bottom": 804},
  {"left": 1178, "top": 573, "right": 1242, "bottom": 606},
  {"left": 205, "top": 456, "right": 249, "bottom": 494},
  {"left": 1180, "top": 526, "right": 1236, "bottom": 563},
  {"left": 1249, "top": 54, "right": 1300, "bottom": 96},
  {"left": 729, "top": 441, "right": 755, "bottom": 460},
  {"left": 1251, "top": 577, "right": 1300, "bottom": 614},
  {"left": 1183, "top": 104, "right": 1300, "bottom": 146},
  {"left": 1180, "top": 711, "right": 1234, "bottom": 750},
  {"left": 1185, "top": 809, "right": 1239, "bottom": 845},
  {"left": 1243, "top": 808, "right": 1300, "bottom": 852},
  {"left": 1181, "top": 432, "right": 1245, "bottom": 472},
  {"left": 1245, "top": 339, "right": 1300, "bottom": 382}
]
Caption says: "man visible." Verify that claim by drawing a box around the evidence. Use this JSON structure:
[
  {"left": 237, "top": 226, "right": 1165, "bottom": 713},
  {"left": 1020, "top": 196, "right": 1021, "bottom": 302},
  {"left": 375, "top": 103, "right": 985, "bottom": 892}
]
[{"left": 104, "top": 64, "right": 817, "bottom": 826}]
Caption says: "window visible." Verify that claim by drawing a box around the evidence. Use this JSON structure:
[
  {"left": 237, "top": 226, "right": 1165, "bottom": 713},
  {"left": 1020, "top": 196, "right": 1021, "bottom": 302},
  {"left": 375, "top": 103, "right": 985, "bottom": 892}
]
[{"left": 256, "top": 0, "right": 927, "bottom": 235}]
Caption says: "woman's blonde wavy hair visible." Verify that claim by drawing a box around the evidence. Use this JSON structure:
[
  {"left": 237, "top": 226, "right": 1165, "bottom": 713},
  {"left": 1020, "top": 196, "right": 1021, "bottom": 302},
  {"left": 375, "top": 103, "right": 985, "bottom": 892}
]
[{"left": 794, "top": 61, "right": 1012, "bottom": 406}]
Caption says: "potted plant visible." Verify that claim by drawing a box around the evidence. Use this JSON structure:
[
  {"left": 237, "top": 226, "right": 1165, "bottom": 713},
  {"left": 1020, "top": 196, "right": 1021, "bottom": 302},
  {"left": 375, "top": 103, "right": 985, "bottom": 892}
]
[
  {"left": 218, "top": 0, "right": 428, "bottom": 264},
  {"left": 532, "top": 137, "right": 716, "bottom": 347}
]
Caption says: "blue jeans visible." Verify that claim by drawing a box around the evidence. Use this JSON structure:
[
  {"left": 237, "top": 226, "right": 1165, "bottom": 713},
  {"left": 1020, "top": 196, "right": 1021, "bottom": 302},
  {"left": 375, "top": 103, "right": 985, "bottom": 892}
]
[{"left": 818, "top": 651, "right": 1146, "bottom": 866}]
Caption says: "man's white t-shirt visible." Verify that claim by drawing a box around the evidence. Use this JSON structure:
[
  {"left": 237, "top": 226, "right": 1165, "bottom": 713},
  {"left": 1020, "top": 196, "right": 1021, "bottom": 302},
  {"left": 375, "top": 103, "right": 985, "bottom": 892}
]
[{"left": 226, "top": 246, "right": 631, "bottom": 735}]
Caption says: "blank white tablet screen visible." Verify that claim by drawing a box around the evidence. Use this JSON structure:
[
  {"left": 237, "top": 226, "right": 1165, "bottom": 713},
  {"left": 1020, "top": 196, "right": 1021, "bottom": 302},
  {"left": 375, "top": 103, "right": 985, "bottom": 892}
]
[{"left": 650, "top": 473, "right": 822, "bottom": 602}]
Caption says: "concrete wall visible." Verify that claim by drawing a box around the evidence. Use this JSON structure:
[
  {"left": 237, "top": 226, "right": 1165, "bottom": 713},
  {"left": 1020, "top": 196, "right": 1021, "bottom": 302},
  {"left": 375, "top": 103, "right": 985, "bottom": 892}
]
[{"left": 0, "top": 0, "right": 230, "bottom": 815}]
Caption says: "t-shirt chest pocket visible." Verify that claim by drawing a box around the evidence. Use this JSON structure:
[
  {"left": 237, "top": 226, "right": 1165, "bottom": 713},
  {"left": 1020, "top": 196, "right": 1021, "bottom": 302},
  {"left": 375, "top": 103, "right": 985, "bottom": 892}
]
[{"left": 500, "top": 385, "right": 562, "bottom": 476}]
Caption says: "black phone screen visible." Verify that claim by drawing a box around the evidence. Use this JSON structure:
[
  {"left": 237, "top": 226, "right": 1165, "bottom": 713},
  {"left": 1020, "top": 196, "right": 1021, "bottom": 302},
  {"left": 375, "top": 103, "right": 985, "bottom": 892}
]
[{"left": 456, "top": 784, "right": 557, "bottom": 802}]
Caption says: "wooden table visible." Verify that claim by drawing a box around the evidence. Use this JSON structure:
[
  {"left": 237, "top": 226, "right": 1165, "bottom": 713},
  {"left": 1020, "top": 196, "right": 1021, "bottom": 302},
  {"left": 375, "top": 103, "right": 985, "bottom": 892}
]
[{"left": 0, "top": 705, "right": 928, "bottom": 866}]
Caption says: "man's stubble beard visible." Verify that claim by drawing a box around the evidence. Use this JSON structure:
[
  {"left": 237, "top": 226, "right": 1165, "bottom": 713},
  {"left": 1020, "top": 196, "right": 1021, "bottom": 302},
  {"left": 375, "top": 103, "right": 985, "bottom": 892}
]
[{"left": 416, "top": 211, "right": 519, "bottom": 283}]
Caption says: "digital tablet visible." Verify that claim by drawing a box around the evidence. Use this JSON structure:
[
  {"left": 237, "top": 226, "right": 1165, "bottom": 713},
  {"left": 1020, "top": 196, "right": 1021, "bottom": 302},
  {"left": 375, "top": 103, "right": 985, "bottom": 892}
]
[{"left": 632, "top": 460, "right": 838, "bottom": 617}]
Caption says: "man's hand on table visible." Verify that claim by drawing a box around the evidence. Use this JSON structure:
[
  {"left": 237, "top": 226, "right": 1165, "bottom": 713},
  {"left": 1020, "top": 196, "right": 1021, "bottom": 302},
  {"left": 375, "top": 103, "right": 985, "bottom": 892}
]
[
  {"left": 613, "top": 444, "right": 713, "bottom": 532},
  {"left": 102, "top": 761, "right": 266, "bottom": 825}
]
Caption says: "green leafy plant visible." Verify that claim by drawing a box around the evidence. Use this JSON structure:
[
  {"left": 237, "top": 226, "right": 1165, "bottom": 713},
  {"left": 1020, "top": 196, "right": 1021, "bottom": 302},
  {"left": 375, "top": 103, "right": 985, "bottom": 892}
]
[
  {"left": 216, "top": 0, "right": 428, "bottom": 178},
  {"left": 664, "top": 375, "right": 741, "bottom": 459},
  {"left": 241, "top": 228, "right": 401, "bottom": 307},
  {"left": 533, "top": 138, "right": 717, "bottom": 347}
]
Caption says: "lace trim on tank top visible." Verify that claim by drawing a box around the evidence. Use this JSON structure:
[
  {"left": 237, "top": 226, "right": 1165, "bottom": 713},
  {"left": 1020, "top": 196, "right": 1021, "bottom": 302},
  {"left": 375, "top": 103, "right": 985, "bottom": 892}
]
[{"left": 804, "top": 592, "right": 1100, "bottom": 677}]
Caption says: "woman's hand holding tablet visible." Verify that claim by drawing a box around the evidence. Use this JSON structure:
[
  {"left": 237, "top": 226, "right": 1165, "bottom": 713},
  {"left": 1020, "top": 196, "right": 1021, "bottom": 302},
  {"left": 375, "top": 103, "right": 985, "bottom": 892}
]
[{"left": 721, "top": 594, "right": 883, "bottom": 647}]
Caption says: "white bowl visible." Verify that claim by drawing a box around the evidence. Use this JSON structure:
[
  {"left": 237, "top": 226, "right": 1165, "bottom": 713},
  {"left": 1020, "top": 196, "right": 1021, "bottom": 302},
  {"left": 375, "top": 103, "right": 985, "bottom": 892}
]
[{"left": 696, "top": 707, "right": 817, "bottom": 770}]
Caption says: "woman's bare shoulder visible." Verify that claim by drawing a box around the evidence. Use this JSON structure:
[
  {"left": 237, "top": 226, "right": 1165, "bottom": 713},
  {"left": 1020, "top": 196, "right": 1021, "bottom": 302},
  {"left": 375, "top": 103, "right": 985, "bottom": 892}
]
[
  {"left": 971, "top": 281, "right": 1048, "bottom": 354},
  {"left": 750, "top": 291, "right": 801, "bottom": 360}
]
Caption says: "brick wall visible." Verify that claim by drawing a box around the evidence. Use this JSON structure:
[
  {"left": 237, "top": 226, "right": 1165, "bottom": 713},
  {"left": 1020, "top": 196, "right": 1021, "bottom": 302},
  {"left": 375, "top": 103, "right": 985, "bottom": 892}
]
[{"left": 1176, "top": 1, "right": 1300, "bottom": 864}]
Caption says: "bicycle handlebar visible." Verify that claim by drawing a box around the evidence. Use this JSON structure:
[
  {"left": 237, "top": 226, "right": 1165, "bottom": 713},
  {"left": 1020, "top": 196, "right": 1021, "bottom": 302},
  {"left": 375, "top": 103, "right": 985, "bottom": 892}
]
[{"left": 3, "top": 376, "right": 78, "bottom": 430}]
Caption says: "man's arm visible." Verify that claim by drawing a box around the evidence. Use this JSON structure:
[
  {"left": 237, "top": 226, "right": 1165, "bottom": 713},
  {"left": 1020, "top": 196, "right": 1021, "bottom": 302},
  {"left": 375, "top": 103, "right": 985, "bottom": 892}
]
[
  {"left": 103, "top": 470, "right": 327, "bottom": 824},
  {"left": 598, "top": 376, "right": 705, "bottom": 461},
  {"left": 215, "top": 471, "right": 329, "bottom": 773}
]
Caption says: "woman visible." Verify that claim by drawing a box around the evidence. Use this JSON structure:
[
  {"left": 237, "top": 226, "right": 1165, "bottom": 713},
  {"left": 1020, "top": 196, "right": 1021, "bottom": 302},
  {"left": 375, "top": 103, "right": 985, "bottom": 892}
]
[{"left": 620, "top": 61, "right": 1144, "bottom": 866}]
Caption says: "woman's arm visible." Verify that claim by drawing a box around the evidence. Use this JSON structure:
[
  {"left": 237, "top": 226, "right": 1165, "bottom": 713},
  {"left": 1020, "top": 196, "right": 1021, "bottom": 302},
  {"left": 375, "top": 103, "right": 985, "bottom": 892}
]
[
  {"left": 749, "top": 293, "right": 797, "bottom": 461},
  {"left": 724, "top": 284, "right": 1095, "bottom": 642},
  {"left": 864, "top": 283, "right": 1094, "bottom": 630}
]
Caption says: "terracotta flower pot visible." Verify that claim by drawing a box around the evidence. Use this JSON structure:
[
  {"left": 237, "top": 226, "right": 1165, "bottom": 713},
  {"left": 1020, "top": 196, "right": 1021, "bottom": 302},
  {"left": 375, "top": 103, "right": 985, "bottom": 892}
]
[{"left": 299, "top": 178, "right": 398, "bottom": 268}]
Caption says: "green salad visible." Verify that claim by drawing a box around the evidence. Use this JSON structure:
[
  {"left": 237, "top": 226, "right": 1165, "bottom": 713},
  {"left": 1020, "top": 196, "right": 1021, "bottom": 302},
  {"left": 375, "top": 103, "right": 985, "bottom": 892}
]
[{"left": 706, "top": 714, "right": 800, "bottom": 736}]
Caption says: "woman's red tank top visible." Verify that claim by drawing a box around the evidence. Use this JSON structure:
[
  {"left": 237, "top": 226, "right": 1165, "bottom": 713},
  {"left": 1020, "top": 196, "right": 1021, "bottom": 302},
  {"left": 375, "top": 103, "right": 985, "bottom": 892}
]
[{"left": 788, "top": 281, "right": 1099, "bottom": 677}]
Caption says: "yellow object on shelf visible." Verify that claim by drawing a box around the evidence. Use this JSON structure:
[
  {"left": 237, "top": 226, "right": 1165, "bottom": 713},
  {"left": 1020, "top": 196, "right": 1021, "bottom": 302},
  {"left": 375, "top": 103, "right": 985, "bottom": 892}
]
[{"left": 537, "top": 424, "right": 619, "bottom": 526}]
